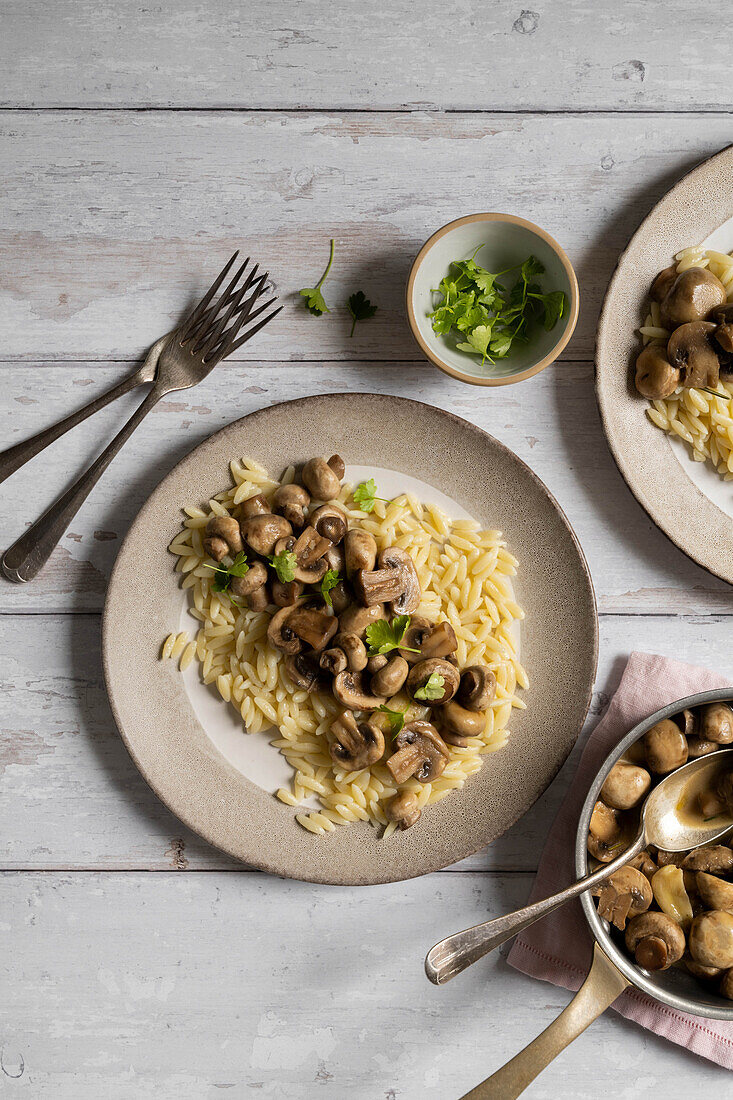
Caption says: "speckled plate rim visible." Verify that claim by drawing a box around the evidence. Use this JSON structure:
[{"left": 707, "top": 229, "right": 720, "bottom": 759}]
[
  {"left": 596, "top": 145, "right": 733, "bottom": 585},
  {"left": 405, "top": 213, "right": 580, "bottom": 387},
  {"left": 576, "top": 687, "right": 733, "bottom": 1020},
  {"left": 103, "top": 393, "right": 598, "bottom": 885}
]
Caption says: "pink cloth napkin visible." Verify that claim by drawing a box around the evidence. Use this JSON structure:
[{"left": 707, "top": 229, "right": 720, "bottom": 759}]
[{"left": 507, "top": 651, "right": 733, "bottom": 1068}]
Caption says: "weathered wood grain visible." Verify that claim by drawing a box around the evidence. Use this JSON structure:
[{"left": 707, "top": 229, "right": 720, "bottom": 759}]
[
  {"left": 1, "top": 0, "right": 730, "bottom": 112},
  {"left": 3, "top": 611, "right": 732, "bottom": 873},
  {"left": 1, "top": 111, "right": 732, "bottom": 362},
  {"left": 1, "top": 362, "right": 731, "bottom": 616},
  {"left": 1, "top": 871, "right": 729, "bottom": 1099}
]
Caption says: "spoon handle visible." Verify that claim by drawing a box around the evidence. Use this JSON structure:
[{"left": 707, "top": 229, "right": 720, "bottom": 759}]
[{"left": 425, "top": 831, "right": 645, "bottom": 986}]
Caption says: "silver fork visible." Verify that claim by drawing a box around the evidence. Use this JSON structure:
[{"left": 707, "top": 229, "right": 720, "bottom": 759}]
[{"left": 2, "top": 253, "right": 281, "bottom": 583}]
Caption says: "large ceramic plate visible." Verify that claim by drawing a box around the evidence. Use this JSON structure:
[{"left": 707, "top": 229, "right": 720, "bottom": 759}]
[
  {"left": 596, "top": 145, "right": 733, "bottom": 583},
  {"left": 103, "top": 393, "right": 597, "bottom": 884}
]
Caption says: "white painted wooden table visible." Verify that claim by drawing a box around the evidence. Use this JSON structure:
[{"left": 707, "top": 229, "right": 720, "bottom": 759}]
[{"left": 1, "top": 4, "right": 732, "bottom": 1096}]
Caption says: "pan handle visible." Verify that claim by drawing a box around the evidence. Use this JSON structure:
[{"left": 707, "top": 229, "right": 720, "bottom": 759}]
[{"left": 459, "top": 944, "right": 630, "bottom": 1100}]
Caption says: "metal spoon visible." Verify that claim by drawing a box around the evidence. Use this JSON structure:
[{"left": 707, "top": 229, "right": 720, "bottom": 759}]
[{"left": 426, "top": 748, "right": 733, "bottom": 986}]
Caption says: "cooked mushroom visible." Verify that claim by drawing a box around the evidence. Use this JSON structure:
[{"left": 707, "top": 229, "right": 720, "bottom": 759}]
[
  {"left": 651, "top": 865, "right": 694, "bottom": 929},
  {"left": 291, "top": 526, "right": 331, "bottom": 583},
  {"left": 266, "top": 605, "right": 302, "bottom": 655},
  {"left": 322, "top": 541, "right": 345, "bottom": 574},
  {"left": 440, "top": 699, "right": 486, "bottom": 746},
  {"left": 319, "top": 647, "right": 348, "bottom": 675},
  {"left": 332, "top": 670, "right": 386, "bottom": 711},
  {"left": 203, "top": 515, "right": 244, "bottom": 562},
  {"left": 245, "top": 584, "right": 270, "bottom": 612},
  {"left": 386, "top": 790, "right": 421, "bottom": 830},
  {"left": 687, "top": 736, "right": 719, "bottom": 759},
  {"left": 405, "top": 657, "right": 459, "bottom": 706},
  {"left": 590, "top": 800, "right": 623, "bottom": 845},
  {"left": 399, "top": 619, "right": 457, "bottom": 666},
  {"left": 600, "top": 761, "right": 652, "bottom": 811},
  {"left": 286, "top": 606, "right": 338, "bottom": 652},
  {"left": 327, "top": 454, "right": 345, "bottom": 479},
  {"left": 329, "top": 710, "right": 384, "bottom": 770},
  {"left": 634, "top": 345, "right": 680, "bottom": 400},
  {"left": 331, "top": 632, "right": 367, "bottom": 672},
  {"left": 592, "top": 865, "right": 653, "bottom": 930},
  {"left": 720, "top": 969, "right": 733, "bottom": 1000},
  {"left": 241, "top": 513, "right": 293, "bottom": 556},
  {"left": 655, "top": 849, "right": 687, "bottom": 868},
  {"left": 689, "top": 911, "right": 733, "bottom": 969},
  {"left": 338, "top": 602, "right": 386, "bottom": 639},
  {"left": 696, "top": 872, "right": 733, "bottom": 914},
  {"left": 650, "top": 264, "right": 678, "bottom": 303},
  {"left": 355, "top": 547, "right": 421, "bottom": 615},
  {"left": 229, "top": 561, "right": 268, "bottom": 599},
  {"left": 386, "top": 721, "right": 450, "bottom": 783},
  {"left": 284, "top": 653, "right": 322, "bottom": 692},
  {"left": 343, "top": 529, "right": 378, "bottom": 576},
  {"left": 676, "top": 708, "right": 696, "bottom": 737},
  {"left": 659, "top": 267, "right": 727, "bottom": 329},
  {"left": 366, "top": 653, "right": 388, "bottom": 675},
  {"left": 272, "top": 483, "right": 310, "bottom": 528},
  {"left": 681, "top": 846, "right": 733, "bottom": 876},
  {"left": 239, "top": 493, "right": 269, "bottom": 518},
  {"left": 699, "top": 702, "right": 733, "bottom": 745},
  {"left": 684, "top": 955, "right": 722, "bottom": 982},
  {"left": 310, "top": 503, "right": 348, "bottom": 545},
  {"left": 718, "top": 771, "right": 733, "bottom": 814},
  {"left": 697, "top": 787, "right": 727, "bottom": 820},
  {"left": 625, "top": 911, "right": 686, "bottom": 970},
  {"left": 711, "top": 304, "right": 733, "bottom": 355},
  {"left": 271, "top": 579, "right": 304, "bottom": 607},
  {"left": 629, "top": 850, "right": 658, "bottom": 881},
  {"left": 371, "top": 655, "right": 409, "bottom": 697},
  {"left": 302, "top": 457, "right": 342, "bottom": 501},
  {"left": 455, "top": 666, "right": 496, "bottom": 711},
  {"left": 644, "top": 718, "right": 688, "bottom": 774},
  {"left": 587, "top": 832, "right": 625, "bottom": 864},
  {"left": 667, "top": 321, "right": 721, "bottom": 389},
  {"left": 329, "top": 581, "right": 351, "bottom": 615}
]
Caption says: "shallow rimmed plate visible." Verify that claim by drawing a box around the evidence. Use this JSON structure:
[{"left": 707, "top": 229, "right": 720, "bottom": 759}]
[
  {"left": 596, "top": 145, "right": 733, "bottom": 584},
  {"left": 103, "top": 394, "right": 597, "bottom": 884}
]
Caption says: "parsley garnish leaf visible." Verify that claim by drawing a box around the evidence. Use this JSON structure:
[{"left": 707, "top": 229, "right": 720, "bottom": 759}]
[
  {"left": 299, "top": 238, "right": 335, "bottom": 316},
  {"left": 352, "top": 478, "right": 389, "bottom": 514},
  {"left": 414, "top": 671, "right": 445, "bottom": 702},
  {"left": 320, "top": 568, "right": 341, "bottom": 607},
  {"left": 203, "top": 550, "right": 249, "bottom": 593},
  {"left": 268, "top": 549, "right": 297, "bottom": 583},
  {"left": 366, "top": 615, "right": 420, "bottom": 656},
  {"left": 347, "top": 290, "right": 377, "bottom": 337},
  {"left": 379, "top": 704, "right": 406, "bottom": 738}
]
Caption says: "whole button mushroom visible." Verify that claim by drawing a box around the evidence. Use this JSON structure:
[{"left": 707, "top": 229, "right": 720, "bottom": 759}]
[
  {"left": 406, "top": 658, "right": 460, "bottom": 706},
  {"left": 371, "top": 655, "right": 409, "bottom": 697},
  {"left": 331, "top": 632, "right": 368, "bottom": 672},
  {"left": 229, "top": 561, "right": 268, "bottom": 601},
  {"left": 332, "top": 670, "right": 386, "bottom": 711},
  {"left": 203, "top": 515, "right": 243, "bottom": 562},
  {"left": 687, "top": 736, "right": 720, "bottom": 759},
  {"left": 699, "top": 702, "right": 733, "bottom": 745},
  {"left": 338, "top": 603, "right": 386, "bottom": 639},
  {"left": 689, "top": 911, "right": 733, "bottom": 970},
  {"left": 311, "top": 503, "right": 348, "bottom": 545},
  {"left": 386, "top": 721, "right": 450, "bottom": 784},
  {"left": 386, "top": 790, "right": 421, "bottom": 831},
  {"left": 600, "top": 761, "right": 652, "bottom": 810},
  {"left": 589, "top": 800, "right": 623, "bottom": 846},
  {"left": 667, "top": 321, "right": 721, "bottom": 390},
  {"left": 271, "top": 579, "right": 304, "bottom": 607},
  {"left": 241, "top": 513, "right": 293, "bottom": 556},
  {"left": 644, "top": 718, "right": 688, "bottom": 774},
  {"left": 685, "top": 956, "right": 723, "bottom": 982},
  {"left": 659, "top": 267, "right": 727, "bottom": 329},
  {"left": 681, "top": 846, "right": 733, "bottom": 876},
  {"left": 629, "top": 850, "right": 658, "bottom": 881},
  {"left": 329, "top": 711, "right": 385, "bottom": 770},
  {"left": 327, "top": 454, "right": 346, "bottom": 479},
  {"left": 591, "top": 865, "right": 653, "bottom": 930},
  {"left": 238, "top": 493, "right": 270, "bottom": 519},
  {"left": 272, "top": 483, "right": 310, "bottom": 528},
  {"left": 721, "top": 969, "right": 733, "bottom": 1000},
  {"left": 710, "top": 303, "right": 733, "bottom": 355},
  {"left": 634, "top": 345, "right": 680, "bottom": 400},
  {"left": 344, "top": 529, "right": 378, "bottom": 576},
  {"left": 456, "top": 666, "right": 496, "bottom": 712},
  {"left": 696, "top": 872, "right": 733, "bottom": 914},
  {"left": 625, "top": 911, "right": 686, "bottom": 970},
  {"left": 302, "top": 456, "right": 342, "bottom": 501},
  {"left": 650, "top": 264, "right": 678, "bottom": 303},
  {"left": 440, "top": 699, "right": 486, "bottom": 746},
  {"left": 284, "top": 653, "right": 322, "bottom": 693}
]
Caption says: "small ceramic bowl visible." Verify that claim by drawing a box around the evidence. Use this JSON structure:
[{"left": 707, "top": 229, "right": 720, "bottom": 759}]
[{"left": 406, "top": 213, "right": 579, "bottom": 387}]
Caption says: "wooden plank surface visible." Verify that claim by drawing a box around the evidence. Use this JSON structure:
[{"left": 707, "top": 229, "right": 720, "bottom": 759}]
[
  {"left": 3, "top": 611, "right": 732, "bottom": 873},
  {"left": 1, "top": 111, "right": 732, "bottom": 362},
  {"left": 1, "top": 870, "right": 729, "bottom": 1100},
  {"left": 1, "top": 0, "right": 730, "bottom": 112}
]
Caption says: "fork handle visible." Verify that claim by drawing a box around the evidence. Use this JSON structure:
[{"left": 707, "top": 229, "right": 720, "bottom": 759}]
[
  {"left": 0, "top": 365, "right": 150, "bottom": 488},
  {"left": 2, "top": 386, "right": 162, "bottom": 582}
]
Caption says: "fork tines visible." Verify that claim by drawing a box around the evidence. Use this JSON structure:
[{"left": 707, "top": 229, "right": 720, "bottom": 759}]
[{"left": 179, "top": 252, "right": 282, "bottom": 364}]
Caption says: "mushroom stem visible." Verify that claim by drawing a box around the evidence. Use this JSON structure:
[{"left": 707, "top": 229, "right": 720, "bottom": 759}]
[{"left": 386, "top": 743, "right": 422, "bottom": 783}]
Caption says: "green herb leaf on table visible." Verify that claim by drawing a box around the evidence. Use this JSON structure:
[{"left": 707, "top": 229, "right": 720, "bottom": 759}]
[
  {"left": 413, "top": 671, "right": 445, "bottom": 701},
  {"left": 352, "top": 478, "right": 389, "bottom": 514},
  {"left": 365, "top": 615, "right": 420, "bottom": 656},
  {"left": 347, "top": 291, "right": 377, "bottom": 337},
  {"left": 379, "top": 705, "right": 406, "bottom": 738},
  {"left": 320, "top": 568, "right": 341, "bottom": 607},
  {"left": 268, "top": 549, "right": 297, "bottom": 583},
  {"left": 299, "top": 238, "right": 335, "bottom": 316},
  {"left": 203, "top": 551, "right": 249, "bottom": 594}
]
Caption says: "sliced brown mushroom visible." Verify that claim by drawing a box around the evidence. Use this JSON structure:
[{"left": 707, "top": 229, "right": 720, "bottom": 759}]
[
  {"left": 241, "top": 513, "right": 293, "bottom": 556},
  {"left": 302, "top": 457, "right": 342, "bottom": 501},
  {"left": 284, "top": 653, "right": 323, "bottom": 692},
  {"left": 331, "top": 632, "right": 367, "bottom": 672},
  {"left": 310, "top": 503, "right": 348, "bottom": 545},
  {"left": 343, "top": 529, "right": 378, "bottom": 576},
  {"left": 386, "top": 790, "right": 421, "bottom": 830},
  {"left": 699, "top": 702, "right": 733, "bottom": 745},
  {"left": 440, "top": 699, "right": 486, "bottom": 746},
  {"left": 650, "top": 264, "right": 678, "bottom": 303},
  {"left": 291, "top": 525, "right": 331, "bottom": 582},
  {"left": 405, "top": 657, "right": 459, "bottom": 706},
  {"left": 332, "top": 670, "right": 386, "bottom": 711},
  {"left": 272, "top": 483, "right": 310, "bottom": 528},
  {"left": 667, "top": 321, "right": 721, "bottom": 389},
  {"left": 239, "top": 493, "right": 270, "bottom": 518},
  {"left": 681, "top": 846, "right": 733, "bottom": 876},
  {"left": 355, "top": 546, "right": 421, "bottom": 615},
  {"left": 628, "top": 850, "right": 658, "bottom": 881},
  {"left": 634, "top": 345, "right": 680, "bottom": 400},
  {"left": 329, "top": 711, "right": 384, "bottom": 770},
  {"left": 587, "top": 832, "right": 626, "bottom": 864},
  {"left": 266, "top": 605, "right": 302, "bottom": 655},
  {"left": 659, "top": 267, "right": 727, "bottom": 328},
  {"left": 644, "top": 718, "right": 688, "bottom": 774},
  {"left": 328, "top": 581, "right": 351, "bottom": 615},
  {"left": 327, "top": 454, "right": 346, "bottom": 479},
  {"left": 711, "top": 303, "right": 733, "bottom": 355},
  {"left": 625, "top": 911, "right": 686, "bottom": 970},
  {"left": 319, "top": 647, "right": 348, "bottom": 675},
  {"left": 689, "top": 911, "right": 733, "bottom": 969},
  {"left": 286, "top": 606, "right": 338, "bottom": 652},
  {"left": 386, "top": 721, "right": 450, "bottom": 784},
  {"left": 271, "top": 579, "right": 304, "bottom": 607},
  {"left": 592, "top": 865, "right": 653, "bottom": 930},
  {"left": 455, "top": 665, "right": 496, "bottom": 711},
  {"left": 399, "top": 619, "right": 457, "bottom": 666},
  {"left": 675, "top": 708, "right": 696, "bottom": 737},
  {"left": 590, "top": 800, "right": 623, "bottom": 846},
  {"left": 371, "top": 655, "right": 409, "bottom": 697},
  {"left": 338, "top": 602, "right": 386, "bottom": 639},
  {"left": 203, "top": 515, "right": 244, "bottom": 562},
  {"left": 696, "top": 872, "right": 733, "bottom": 914},
  {"left": 600, "top": 761, "right": 652, "bottom": 811}
]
